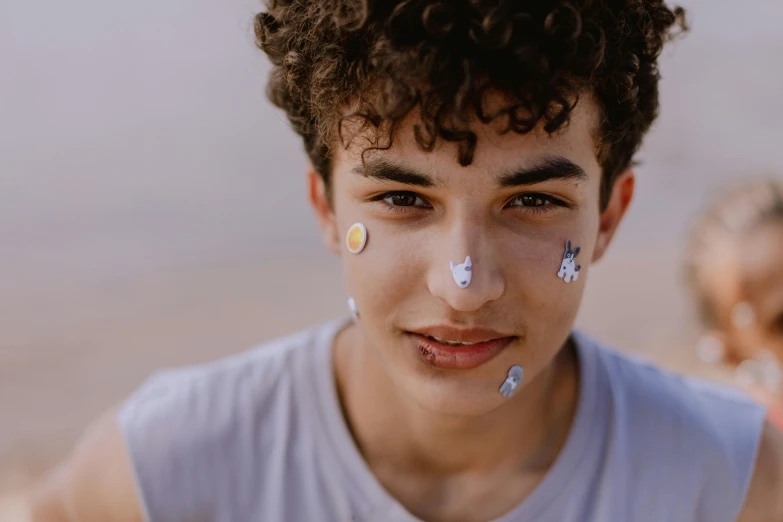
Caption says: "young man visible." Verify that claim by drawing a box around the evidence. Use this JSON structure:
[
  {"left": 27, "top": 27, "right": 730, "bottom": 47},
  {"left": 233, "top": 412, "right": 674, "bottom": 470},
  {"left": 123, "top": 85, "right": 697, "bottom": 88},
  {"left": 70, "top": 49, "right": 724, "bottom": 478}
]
[{"left": 30, "top": 1, "right": 783, "bottom": 521}]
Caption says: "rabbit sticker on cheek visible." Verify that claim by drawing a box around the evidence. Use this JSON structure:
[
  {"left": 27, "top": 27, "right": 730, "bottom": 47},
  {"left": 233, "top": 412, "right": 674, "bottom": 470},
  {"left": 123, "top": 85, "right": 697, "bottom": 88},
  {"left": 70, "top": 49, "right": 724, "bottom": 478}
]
[{"left": 557, "top": 240, "right": 582, "bottom": 283}]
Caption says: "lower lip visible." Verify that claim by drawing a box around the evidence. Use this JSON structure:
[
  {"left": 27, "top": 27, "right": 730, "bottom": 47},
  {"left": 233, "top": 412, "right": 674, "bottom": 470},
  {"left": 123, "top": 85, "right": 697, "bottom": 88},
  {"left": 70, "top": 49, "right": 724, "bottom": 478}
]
[{"left": 408, "top": 333, "right": 513, "bottom": 370}]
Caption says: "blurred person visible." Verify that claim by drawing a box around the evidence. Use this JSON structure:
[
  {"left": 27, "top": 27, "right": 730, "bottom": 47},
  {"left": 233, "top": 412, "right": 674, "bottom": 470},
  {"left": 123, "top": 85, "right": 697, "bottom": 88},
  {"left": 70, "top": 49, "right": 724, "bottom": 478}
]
[
  {"left": 687, "top": 179, "right": 783, "bottom": 432},
  {"left": 29, "top": 1, "right": 783, "bottom": 522}
]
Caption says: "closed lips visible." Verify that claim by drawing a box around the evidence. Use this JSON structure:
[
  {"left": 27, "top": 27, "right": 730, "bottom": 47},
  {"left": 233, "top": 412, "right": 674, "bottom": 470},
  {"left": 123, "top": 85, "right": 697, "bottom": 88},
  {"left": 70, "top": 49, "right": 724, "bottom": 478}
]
[{"left": 412, "top": 326, "right": 512, "bottom": 344}]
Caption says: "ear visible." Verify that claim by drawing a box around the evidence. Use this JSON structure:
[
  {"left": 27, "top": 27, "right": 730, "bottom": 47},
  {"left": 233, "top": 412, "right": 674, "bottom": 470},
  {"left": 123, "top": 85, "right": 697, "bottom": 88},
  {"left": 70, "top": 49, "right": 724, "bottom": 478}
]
[
  {"left": 450, "top": 261, "right": 456, "bottom": 270},
  {"left": 566, "top": 239, "right": 571, "bottom": 251},
  {"left": 573, "top": 247, "right": 580, "bottom": 257},
  {"left": 465, "top": 256, "right": 471, "bottom": 266},
  {"left": 593, "top": 169, "right": 635, "bottom": 263},
  {"left": 307, "top": 169, "right": 341, "bottom": 256}
]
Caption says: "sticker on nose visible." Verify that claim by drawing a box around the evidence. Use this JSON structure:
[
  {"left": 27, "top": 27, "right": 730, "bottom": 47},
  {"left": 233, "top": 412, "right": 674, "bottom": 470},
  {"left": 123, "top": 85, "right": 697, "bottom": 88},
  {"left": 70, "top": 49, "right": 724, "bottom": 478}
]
[{"left": 449, "top": 256, "right": 472, "bottom": 288}]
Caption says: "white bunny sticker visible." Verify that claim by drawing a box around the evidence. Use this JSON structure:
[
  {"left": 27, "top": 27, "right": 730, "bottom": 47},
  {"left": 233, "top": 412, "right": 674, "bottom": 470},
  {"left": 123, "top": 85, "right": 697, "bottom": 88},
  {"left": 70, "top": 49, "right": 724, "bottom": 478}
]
[
  {"left": 450, "top": 256, "right": 472, "bottom": 288},
  {"left": 557, "top": 240, "right": 582, "bottom": 284}
]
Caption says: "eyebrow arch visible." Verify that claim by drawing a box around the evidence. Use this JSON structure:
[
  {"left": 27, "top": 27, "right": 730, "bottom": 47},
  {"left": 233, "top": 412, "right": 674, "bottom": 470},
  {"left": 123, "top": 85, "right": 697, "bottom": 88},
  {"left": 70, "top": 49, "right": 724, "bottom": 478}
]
[
  {"left": 352, "top": 160, "right": 436, "bottom": 188},
  {"left": 497, "top": 157, "right": 587, "bottom": 188}
]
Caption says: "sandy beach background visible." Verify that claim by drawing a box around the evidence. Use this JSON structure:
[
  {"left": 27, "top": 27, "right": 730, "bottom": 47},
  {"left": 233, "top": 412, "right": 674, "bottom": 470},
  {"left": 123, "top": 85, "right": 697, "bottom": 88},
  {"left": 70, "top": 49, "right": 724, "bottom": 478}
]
[{"left": 2, "top": 0, "right": 783, "bottom": 518}]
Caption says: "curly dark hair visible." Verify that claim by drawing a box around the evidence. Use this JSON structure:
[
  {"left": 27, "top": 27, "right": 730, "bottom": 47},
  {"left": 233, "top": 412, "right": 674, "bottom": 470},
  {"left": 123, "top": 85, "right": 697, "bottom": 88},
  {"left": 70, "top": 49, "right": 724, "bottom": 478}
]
[{"left": 255, "top": 0, "right": 686, "bottom": 208}]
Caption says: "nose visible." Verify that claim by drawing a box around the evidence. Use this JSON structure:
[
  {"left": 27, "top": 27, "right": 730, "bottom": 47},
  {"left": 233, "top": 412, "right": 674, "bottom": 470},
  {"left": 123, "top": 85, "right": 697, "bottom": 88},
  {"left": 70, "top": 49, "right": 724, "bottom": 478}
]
[{"left": 427, "top": 228, "right": 505, "bottom": 313}]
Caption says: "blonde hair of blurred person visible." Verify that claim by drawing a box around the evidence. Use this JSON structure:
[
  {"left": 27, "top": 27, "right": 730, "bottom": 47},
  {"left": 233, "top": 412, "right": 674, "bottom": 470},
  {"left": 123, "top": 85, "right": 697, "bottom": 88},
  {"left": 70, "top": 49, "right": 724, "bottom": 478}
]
[{"left": 687, "top": 178, "right": 783, "bottom": 431}]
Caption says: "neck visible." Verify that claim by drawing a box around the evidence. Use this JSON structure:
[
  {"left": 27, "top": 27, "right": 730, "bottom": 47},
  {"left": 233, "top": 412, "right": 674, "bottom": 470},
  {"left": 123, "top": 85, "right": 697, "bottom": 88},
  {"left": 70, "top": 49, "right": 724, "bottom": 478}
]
[{"left": 333, "top": 324, "right": 580, "bottom": 478}]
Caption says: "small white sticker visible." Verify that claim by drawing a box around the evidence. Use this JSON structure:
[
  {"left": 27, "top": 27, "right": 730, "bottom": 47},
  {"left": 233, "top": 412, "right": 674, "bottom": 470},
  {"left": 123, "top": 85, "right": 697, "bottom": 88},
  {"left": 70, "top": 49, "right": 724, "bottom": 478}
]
[
  {"left": 499, "top": 365, "right": 524, "bottom": 397},
  {"left": 347, "top": 297, "right": 359, "bottom": 321},
  {"left": 557, "top": 240, "right": 582, "bottom": 283},
  {"left": 449, "top": 256, "right": 472, "bottom": 288}
]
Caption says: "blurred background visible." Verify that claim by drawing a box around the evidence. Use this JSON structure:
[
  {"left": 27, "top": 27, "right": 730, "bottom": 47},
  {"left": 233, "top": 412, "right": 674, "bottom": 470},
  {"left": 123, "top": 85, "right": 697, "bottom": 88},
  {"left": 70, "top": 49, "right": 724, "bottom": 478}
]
[{"left": 2, "top": 0, "right": 783, "bottom": 518}]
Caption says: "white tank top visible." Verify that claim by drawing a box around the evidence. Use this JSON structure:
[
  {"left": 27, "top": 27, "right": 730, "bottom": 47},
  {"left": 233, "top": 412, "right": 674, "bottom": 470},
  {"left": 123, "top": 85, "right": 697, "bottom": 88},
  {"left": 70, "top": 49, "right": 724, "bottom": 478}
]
[{"left": 118, "top": 318, "right": 765, "bottom": 522}]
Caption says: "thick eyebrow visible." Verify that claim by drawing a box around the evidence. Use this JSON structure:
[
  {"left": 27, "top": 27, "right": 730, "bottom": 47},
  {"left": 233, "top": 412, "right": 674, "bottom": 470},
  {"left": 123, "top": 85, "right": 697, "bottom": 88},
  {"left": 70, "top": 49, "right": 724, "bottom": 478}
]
[
  {"left": 351, "top": 160, "right": 436, "bottom": 188},
  {"left": 496, "top": 157, "right": 587, "bottom": 188},
  {"left": 352, "top": 157, "right": 585, "bottom": 188}
]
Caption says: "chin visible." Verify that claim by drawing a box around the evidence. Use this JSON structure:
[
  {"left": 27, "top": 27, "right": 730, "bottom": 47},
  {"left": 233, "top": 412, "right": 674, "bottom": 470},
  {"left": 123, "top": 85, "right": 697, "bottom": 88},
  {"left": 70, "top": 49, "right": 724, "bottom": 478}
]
[{"left": 398, "top": 370, "right": 510, "bottom": 417}]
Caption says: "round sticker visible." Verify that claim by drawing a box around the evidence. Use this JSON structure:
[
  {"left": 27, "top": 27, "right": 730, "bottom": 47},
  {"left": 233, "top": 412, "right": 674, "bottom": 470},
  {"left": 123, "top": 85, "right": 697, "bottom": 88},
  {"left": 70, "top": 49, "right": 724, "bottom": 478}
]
[{"left": 346, "top": 223, "right": 367, "bottom": 254}]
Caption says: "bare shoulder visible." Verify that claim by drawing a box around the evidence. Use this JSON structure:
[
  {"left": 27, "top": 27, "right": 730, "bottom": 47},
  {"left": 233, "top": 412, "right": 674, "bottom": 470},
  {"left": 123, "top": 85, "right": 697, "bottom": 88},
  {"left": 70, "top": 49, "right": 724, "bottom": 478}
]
[
  {"left": 29, "top": 411, "right": 143, "bottom": 522},
  {"left": 737, "top": 419, "right": 783, "bottom": 522}
]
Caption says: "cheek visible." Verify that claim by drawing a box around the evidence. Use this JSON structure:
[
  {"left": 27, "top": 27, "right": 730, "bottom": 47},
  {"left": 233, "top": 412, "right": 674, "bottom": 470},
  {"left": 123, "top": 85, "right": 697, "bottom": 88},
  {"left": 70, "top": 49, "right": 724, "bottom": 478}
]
[
  {"left": 343, "top": 229, "right": 426, "bottom": 311},
  {"left": 502, "top": 233, "right": 587, "bottom": 313},
  {"left": 501, "top": 231, "right": 571, "bottom": 277}
]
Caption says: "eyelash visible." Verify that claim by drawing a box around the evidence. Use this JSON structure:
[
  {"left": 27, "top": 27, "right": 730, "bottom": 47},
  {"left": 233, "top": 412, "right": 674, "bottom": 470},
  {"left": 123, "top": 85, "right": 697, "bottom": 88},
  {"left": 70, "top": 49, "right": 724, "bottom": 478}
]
[{"left": 371, "top": 191, "right": 568, "bottom": 215}]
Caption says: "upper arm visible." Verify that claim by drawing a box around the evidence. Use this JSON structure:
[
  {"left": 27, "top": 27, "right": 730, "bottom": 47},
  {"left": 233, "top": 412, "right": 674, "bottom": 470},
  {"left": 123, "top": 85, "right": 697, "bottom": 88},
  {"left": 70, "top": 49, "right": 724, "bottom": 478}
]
[
  {"left": 736, "top": 419, "right": 783, "bottom": 522},
  {"left": 29, "top": 411, "right": 144, "bottom": 522}
]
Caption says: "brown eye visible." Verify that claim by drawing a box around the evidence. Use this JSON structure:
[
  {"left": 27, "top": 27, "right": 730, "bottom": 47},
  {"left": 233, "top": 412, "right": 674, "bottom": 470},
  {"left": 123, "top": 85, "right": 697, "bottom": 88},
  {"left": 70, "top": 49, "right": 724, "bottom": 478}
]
[
  {"left": 520, "top": 195, "right": 546, "bottom": 207},
  {"left": 389, "top": 194, "right": 416, "bottom": 206},
  {"left": 381, "top": 191, "right": 430, "bottom": 208},
  {"left": 507, "top": 193, "right": 561, "bottom": 209}
]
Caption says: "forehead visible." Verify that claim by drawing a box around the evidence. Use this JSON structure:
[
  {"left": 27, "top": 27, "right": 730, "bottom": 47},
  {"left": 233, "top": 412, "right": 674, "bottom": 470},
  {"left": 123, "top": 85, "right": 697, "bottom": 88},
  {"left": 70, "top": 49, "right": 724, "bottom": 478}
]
[{"left": 336, "top": 94, "right": 602, "bottom": 180}]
